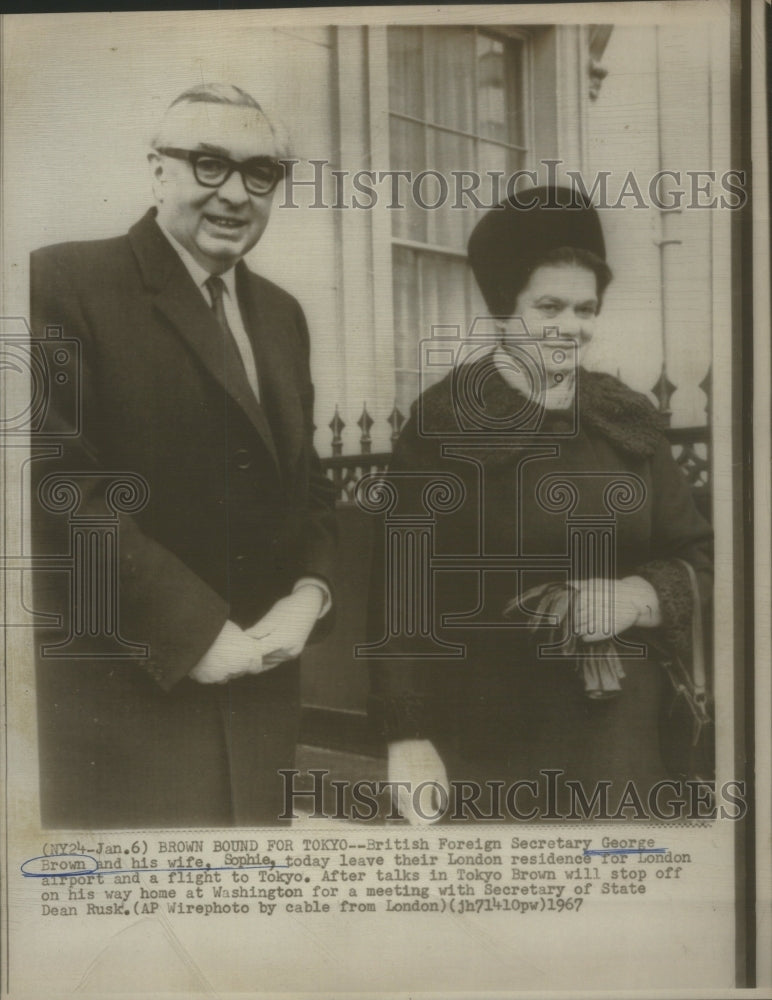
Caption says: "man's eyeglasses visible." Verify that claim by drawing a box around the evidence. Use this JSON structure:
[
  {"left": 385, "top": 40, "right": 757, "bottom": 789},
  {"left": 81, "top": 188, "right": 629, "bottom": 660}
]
[{"left": 155, "top": 147, "right": 285, "bottom": 196}]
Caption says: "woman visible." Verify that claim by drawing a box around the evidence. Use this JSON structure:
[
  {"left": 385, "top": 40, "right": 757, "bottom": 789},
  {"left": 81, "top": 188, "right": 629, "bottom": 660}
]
[{"left": 368, "top": 186, "right": 713, "bottom": 822}]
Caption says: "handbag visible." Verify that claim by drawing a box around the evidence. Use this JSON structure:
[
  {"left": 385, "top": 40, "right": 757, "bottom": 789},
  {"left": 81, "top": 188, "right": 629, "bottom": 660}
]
[{"left": 657, "top": 558, "right": 715, "bottom": 782}]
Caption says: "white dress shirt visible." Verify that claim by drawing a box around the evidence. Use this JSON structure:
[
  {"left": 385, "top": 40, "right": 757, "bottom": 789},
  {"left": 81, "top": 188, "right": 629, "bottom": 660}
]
[
  {"left": 155, "top": 224, "right": 331, "bottom": 678},
  {"left": 157, "top": 223, "right": 260, "bottom": 400}
]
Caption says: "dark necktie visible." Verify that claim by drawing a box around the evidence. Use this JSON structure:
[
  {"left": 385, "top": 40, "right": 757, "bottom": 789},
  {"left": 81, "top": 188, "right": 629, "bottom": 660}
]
[
  {"left": 205, "top": 274, "right": 231, "bottom": 334},
  {"left": 205, "top": 274, "right": 260, "bottom": 401}
]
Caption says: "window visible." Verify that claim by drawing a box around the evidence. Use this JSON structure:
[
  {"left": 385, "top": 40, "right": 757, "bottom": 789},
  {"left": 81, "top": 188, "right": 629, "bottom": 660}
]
[{"left": 387, "top": 26, "right": 530, "bottom": 412}]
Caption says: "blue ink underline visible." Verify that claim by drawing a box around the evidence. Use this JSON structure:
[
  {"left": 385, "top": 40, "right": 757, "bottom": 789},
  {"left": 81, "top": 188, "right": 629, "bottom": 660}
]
[
  {"left": 584, "top": 848, "right": 668, "bottom": 856},
  {"left": 21, "top": 848, "right": 671, "bottom": 878},
  {"left": 21, "top": 854, "right": 290, "bottom": 878}
]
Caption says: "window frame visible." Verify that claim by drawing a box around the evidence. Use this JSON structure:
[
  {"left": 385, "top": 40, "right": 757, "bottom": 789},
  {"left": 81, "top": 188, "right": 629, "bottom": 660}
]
[{"left": 367, "top": 24, "right": 535, "bottom": 418}]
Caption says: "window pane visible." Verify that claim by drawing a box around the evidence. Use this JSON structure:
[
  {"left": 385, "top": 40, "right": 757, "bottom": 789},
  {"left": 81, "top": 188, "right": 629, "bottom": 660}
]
[
  {"left": 393, "top": 243, "right": 422, "bottom": 417},
  {"left": 422, "top": 253, "right": 469, "bottom": 335},
  {"left": 388, "top": 26, "right": 424, "bottom": 118},
  {"left": 503, "top": 39, "right": 526, "bottom": 147},
  {"left": 478, "top": 141, "right": 515, "bottom": 181},
  {"left": 392, "top": 245, "right": 421, "bottom": 375},
  {"left": 424, "top": 129, "right": 475, "bottom": 249},
  {"left": 387, "top": 26, "right": 529, "bottom": 419},
  {"left": 424, "top": 27, "right": 476, "bottom": 132},
  {"left": 395, "top": 370, "right": 419, "bottom": 417},
  {"left": 392, "top": 247, "right": 474, "bottom": 414},
  {"left": 468, "top": 264, "right": 488, "bottom": 319},
  {"left": 389, "top": 116, "right": 427, "bottom": 242},
  {"left": 477, "top": 34, "right": 525, "bottom": 145}
]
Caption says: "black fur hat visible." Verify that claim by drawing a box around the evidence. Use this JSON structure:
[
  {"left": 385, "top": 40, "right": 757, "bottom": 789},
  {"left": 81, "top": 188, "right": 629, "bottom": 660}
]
[{"left": 467, "top": 186, "right": 608, "bottom": 317}]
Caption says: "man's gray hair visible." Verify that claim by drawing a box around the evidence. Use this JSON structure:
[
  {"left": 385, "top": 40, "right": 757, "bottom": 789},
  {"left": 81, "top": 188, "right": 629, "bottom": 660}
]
[
  {"left": 152, "top": 83, "right": 289, "bottom": 155},
  {"left": 169, "top": 82, "right": 263, "bottom": 111}
]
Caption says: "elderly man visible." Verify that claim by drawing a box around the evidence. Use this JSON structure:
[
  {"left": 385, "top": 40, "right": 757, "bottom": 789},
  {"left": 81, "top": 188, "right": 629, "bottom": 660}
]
[{"left": 30, "top": 84, "right": 336, "bottom": 827}]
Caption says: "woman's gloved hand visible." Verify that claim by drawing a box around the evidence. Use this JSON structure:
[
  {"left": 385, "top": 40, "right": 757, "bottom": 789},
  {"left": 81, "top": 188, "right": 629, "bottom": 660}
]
[
  {"left": 507, "top": 576, "right": 663, "bottom": 700},
  {"left": 571, "top": 575, "right": 661, "bottom": 642}
]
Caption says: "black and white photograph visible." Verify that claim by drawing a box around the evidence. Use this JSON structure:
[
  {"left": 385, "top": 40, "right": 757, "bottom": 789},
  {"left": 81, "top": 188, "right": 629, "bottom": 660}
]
[{"left": 1, "top": 3, "right": 769, "bottom": 997}]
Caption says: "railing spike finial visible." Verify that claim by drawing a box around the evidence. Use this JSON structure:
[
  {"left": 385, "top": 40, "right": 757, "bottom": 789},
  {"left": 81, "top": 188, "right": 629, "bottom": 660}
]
[
  {"left": 357, "top": 403, "right": 374, "bottom": 455},
  {"left": 329, "top": 405, "right": 345, "bottom": 457},
  {"left": 699, "top": 365, "right": 712, "bottom": 424},
  {"left": 387, "top": 402, "right": 406, "bottom": 444},
  {"left": 651, "top": 365, "right": 676, "bottom": 426}
]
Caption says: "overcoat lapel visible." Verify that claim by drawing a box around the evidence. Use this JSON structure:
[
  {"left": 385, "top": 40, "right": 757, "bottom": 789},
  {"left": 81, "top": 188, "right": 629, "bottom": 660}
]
[
  {"left": 237, "top": 262, "right": 304, "bottom": 480},
  {"left": 127, "top": 210, "right": 280, "bottom": 473}
]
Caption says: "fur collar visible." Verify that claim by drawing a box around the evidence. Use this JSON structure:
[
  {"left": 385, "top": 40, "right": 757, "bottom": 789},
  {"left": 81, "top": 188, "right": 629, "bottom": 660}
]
[
  {"left": 578, "top": 368, "right": 667, "bottom": 457},
  {"left": 417, "top": 360, "right": 667, "bottom": 458}
]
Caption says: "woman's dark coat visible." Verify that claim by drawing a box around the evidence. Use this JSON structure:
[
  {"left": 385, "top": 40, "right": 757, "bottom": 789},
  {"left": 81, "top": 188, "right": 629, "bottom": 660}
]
[{"left": 368, "top": 358, "right": 712, "bottom": 810}]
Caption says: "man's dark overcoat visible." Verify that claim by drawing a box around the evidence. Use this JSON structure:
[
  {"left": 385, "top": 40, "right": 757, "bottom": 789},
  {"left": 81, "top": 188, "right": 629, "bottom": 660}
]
[{"left": 30, "top": 209, "right": 336, "bottom": 828}]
